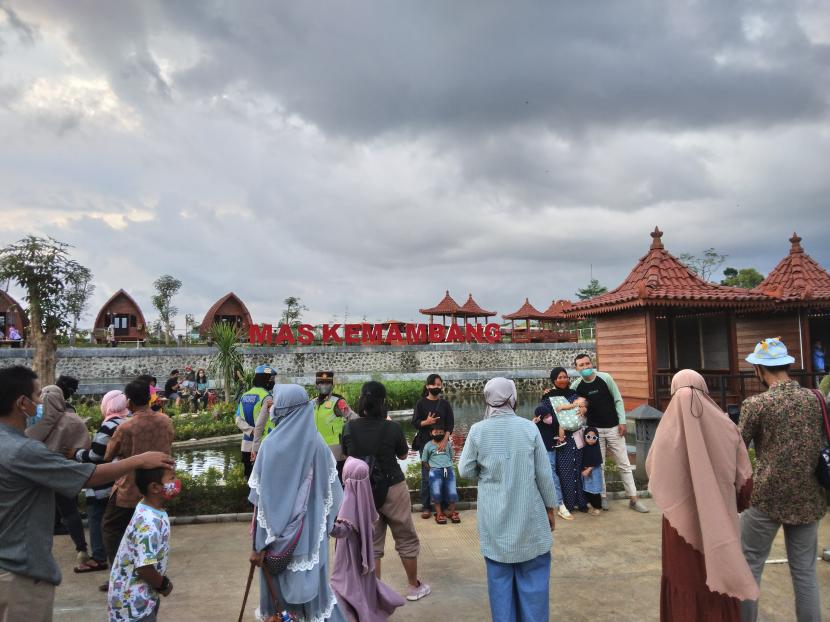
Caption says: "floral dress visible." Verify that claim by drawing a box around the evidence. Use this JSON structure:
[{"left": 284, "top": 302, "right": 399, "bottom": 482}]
[{"left": 107, "top": 503, "right": 170, "bottom": 621}]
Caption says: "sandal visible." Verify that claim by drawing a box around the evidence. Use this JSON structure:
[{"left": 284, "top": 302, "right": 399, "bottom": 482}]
[
  {"left": 74, "top": 559, "right": 108, "bottom": 573},
  {"left": 449, "top": 511, "right": 461, "bottom": 523},
  {"left": 421, "top": 510, "right": 432, "bottom": 519},
  {"left": 434, "top": 513, "right": 447, "bottom": 524}
]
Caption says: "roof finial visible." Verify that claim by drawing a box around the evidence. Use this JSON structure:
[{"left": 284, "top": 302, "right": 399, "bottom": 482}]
[
  {"left": 650, "top": 226, "right": 664, "bottom": 250},
  {"left": 789, "top": 232, "right": 803, "bottom": 254}
]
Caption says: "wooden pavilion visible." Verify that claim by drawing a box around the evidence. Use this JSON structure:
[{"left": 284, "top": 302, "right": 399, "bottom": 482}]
[
  {"left": 199, "top": 292, "right": 253, "bottom": 337},
  {"left": 566, "top": 227, "right": 771, "bottom": 410},
  {"left": 503, "top": 299, "right": 549, "bottom": 343},
  {"left": 419, "top": 291, "right": 464, "bottom": 326},
  {"left": 94, "top": 289, "right": 147, "bottom": 343},
  {"left": 0, "top": 290, "right": 27, "bottom": 344},
  {"left": 737, "top": 233, "right": 830, "bottom": 373},
  {"left": 459, "top": 294, "right": 497, "bottom": 325},
  {"left": 541, "top": 299, "right": 578, "bottom": 342}
]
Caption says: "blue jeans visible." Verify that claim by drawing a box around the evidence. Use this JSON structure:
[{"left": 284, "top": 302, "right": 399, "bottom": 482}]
[
  {"left": 547, "top": 450, "right": 563, "bottom": 507},
  {"left": 86, "top": 496, "right": 109, "bottom": 562},
  {"left": 428, "top": 467, "right": 458, "bottom": 507},
  {"left": 485, "top": 552, "right": 551, "bottom": 622}
]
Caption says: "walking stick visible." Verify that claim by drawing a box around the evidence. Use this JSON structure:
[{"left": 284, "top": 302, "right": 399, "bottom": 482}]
[{"left": 238, "top": 561, "right": 256, "bottom": 622}]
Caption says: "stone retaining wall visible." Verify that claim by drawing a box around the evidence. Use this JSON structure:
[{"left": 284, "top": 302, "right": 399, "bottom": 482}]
[{"left": 0, "top": 343, "right": 595, "bottom": 388}]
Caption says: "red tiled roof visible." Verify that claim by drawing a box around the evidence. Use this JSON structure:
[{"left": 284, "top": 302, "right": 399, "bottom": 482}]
[
  {"left": 459, "top": 294, "right": 496, "bottom": 317},
  {"left": 419, "top": 291, "right": 462, "bottom": 316},
  {"left": 753, "top": 233, "right": 830, "bottom": 304},
  {"left": 503, "top": 298, "right": 548, "bottom": 320},
  {"left": 542, "top": 299, "right": 574, "bottom": 320},
  {"left": 567, "top": 227, "right": 770, "bottom": 316}
]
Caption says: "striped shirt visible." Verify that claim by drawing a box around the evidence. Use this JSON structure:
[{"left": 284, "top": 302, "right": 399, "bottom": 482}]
[
  {"left": 459, "top": 413, "right": 557, "bottom": 563},
  {"left": 75, "top": 416, "right": 125, "bottom": 499}
]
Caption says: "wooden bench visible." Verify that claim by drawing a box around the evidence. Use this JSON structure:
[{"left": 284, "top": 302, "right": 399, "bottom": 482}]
[{"left": 0, "top": 340, "right": 23, "bottom": 348}]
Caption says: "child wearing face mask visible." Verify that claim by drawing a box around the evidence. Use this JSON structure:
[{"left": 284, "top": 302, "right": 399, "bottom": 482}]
[
  {"left": 420, "top": 425, "right": 460, "bottom": 524},
  {"left": 581, "top": 423, "right": 604, "bottom": 516},
  {"left": 412, "top": 373, "right": 455, "bottom": 519},
  {"left": 107, "top": 468, "right": 179, "bottom": 621}
]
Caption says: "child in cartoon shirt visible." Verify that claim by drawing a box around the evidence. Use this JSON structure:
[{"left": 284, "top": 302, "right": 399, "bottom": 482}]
[{"left": 107, "top": 468, "right": 180, "bottom": 621}]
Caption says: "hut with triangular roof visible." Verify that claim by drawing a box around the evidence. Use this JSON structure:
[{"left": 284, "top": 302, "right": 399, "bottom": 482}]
[
  {"left": 93, "top": 289, "right": 147, "bottom": 343},
  {"left": 567, "top": 227, "right": 770, "bottom": 410},
  {"left": 736, "top": 233, "right": 830, "bottom": 373},
  {"left": 0, "top": 290, "right": 27, "bottom": 344},
  {"left": 199, "top": 292, "right": 253, "bottom": 338}
]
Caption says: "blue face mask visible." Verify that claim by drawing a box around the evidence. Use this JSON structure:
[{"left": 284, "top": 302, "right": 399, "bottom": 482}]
[
  {"left": 26, "top": 403, "right": 43, "bottom": 428},
  {"left": 579, "top": 368, "right": 595, "bottom": 378}
]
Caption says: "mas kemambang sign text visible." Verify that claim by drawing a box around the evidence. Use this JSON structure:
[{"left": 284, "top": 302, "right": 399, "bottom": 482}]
[{"left": 249, "top": 323, "right": 502, "bottom": 345}]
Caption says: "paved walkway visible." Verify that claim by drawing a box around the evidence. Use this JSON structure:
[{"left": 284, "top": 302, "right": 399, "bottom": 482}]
[{"left": 54, "top": 499, "right": 830, "bottom": 621}]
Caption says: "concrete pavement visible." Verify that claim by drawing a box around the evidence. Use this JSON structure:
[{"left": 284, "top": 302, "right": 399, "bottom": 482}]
[{"left": 53, "top": 498, "right": 830, "bottom": 621}]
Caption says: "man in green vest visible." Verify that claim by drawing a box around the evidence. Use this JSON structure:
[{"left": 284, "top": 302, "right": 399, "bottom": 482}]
[
  {"left": 236, "top": 364, "right": 275, "bottom": 478},
  {"left": 313, "top": 371, "right": 357, "bottom": 479}
]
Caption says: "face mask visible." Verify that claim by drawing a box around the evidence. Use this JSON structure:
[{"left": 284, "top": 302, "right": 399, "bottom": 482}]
[
  {"left": 579, "top": 368, "right": 595, "bottom": 378},
  {"left": 162, "top": 479, "right": 182, "bottom": 499},
  {"left": 554, "top": 379, "right": 569, "bottom": 389},
  {"left": 542, "top": 414, "right": 554, "bottom": 426},
  {"left": 428, "top": 387, "right": 442, "bottom": 396},
  {"left": 316, "top": 383, "right": 333, "bottom": 396},
  {"left": 432, "top": 433, "right": 445, "bottom": 442},
  {"left": 26, "top": 403, "right": 43, "bottom": 428}
]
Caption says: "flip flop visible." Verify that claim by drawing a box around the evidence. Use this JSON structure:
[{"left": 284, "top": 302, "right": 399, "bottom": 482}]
[
  {"left": 74, "top": 559, "right": 108, "bottom": 573},
  {"left": 449, "top": 512, "right": 461, "bottom": 523},
  {"left": 434, "top": 513, "right": 447, "bottom": 524}
]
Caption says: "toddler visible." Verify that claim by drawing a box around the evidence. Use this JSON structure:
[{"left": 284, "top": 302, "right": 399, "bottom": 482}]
[
  {"left": 421, "top": 426, "right": 460, "bottom": 524},
  {"left": 581, "top": 425, "right": 604, "bottom": 515}
]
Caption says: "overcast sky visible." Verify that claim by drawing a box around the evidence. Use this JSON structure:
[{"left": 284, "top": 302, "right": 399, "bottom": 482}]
[{"left": 1, "top": 1, "right": 829, "bottom": 329}]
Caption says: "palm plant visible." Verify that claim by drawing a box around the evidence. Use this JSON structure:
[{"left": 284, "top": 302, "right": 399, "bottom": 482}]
[{"left": 208, "top": 323, "right": 244, "bottom": 402}]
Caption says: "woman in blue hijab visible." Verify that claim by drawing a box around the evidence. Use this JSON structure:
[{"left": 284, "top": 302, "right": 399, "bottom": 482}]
[{"left": 248, "top": 384, "right": 345, "bottom": 621}]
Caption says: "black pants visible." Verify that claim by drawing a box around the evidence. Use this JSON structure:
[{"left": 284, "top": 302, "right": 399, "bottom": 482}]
[
  {"left": 242, "top": 451, "right": 253, "bottom": 479},
  {"left": 101, "top": 494, "right": 136, "bottom": 565},
  {"left": 585, "top": 492, "right": 602, "bottom": 509},
  {"left": 55, "top": 494, "right": 88, "bottom": 554}
]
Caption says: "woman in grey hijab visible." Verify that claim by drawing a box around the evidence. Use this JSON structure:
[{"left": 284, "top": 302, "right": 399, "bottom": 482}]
[
  {"left": 248, "top": 384, "right": 345, "bottom": 621},
  {"left": 459, "top": 377, "right": 557, "bottom": 622}
]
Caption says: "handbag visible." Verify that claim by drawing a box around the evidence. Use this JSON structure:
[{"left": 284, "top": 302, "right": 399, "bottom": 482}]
[
  {"left": 809, "top": 389, "right": 830, "bottom": 490},
  {"left": 264, "top": 517, "right": 304, "bottom": 576}
]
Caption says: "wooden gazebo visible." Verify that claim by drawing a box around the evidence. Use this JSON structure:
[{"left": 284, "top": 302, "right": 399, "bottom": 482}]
[
  {"left": 566, "top": 227, "right": 770, "bottom": 410},
  {"left": 503, "top": 299, "right": 548, "bottom": 343},
  {"left": 94, "top": 289, "right": 147, "bottom": 343},
  {"left": 0, "top": 290, "right": 27, "bottom": 344},
  {"left": 200, "top": 292, "right": 253, "bottom": 337},
  {"left": 419, "top": 291, "right": 464, "bottom": 325},
  {"left": 737, "top": 233, "right": 830, "bottom": 373},
  {"left": 459, "top": 294, "right": 497, "bottom": 324},
  {"left": 540, "top": 299, "right": 578, "bottom": 342}
]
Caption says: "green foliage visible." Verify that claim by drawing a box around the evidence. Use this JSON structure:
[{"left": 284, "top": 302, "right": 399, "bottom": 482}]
[
  {"left": 404, "top": 459, "right": 473, "bottom": 489},
  {"left": 721, "top": 267, "right": 764, "bottom": 289},
  {"left": 678, "top": 248, "right": 728, "bottom": 282},
  {"left": 0, "top": 236, "right": 92, "bottom": 335},
  {"left": 165, "top": 466, "right": 251, "bottom": 516},
  {"left": 151, "top": 275, "right": 182, "bottom": 344},
  {"left": 575, "top": 278, "right": 608, "bottom": 301},
  {"left": 208, "top": 323, "right": 244, "bottom": 402},
  {"left": 171, "top": 410, "right": 239, "bottom": 441},
  {"left": 281, "top": 296, "right": 308, "bottom": 327},
  {"left": 316, "top": 380, "right": 423, "bottom": 411}
]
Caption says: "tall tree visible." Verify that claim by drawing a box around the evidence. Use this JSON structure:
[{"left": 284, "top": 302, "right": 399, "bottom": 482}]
[
  {"left": 0, "top": 236, "right": 92, "bottom": 384},
  {"left": 65, "top": 269, "right": 94, "bottom": 346},
  {"left": 151, "top": 275, "right": 182, "bottom": 345},
  {"left": 678, "top": 248, "right": 728, "bottom": 282},
  {"left": 721, "top": 267, "right": 764, "bottom": 289},
  {"left": 281, "top": 296, "right": 308, "bottom": 327},
  {"left": 575, "top": 279, "right": 608, "bottom": 301}
]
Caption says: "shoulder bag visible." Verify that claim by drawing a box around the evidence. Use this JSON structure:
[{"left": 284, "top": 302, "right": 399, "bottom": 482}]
[{"left": 809, "top": 389, "right": 830, "bottom": 490}]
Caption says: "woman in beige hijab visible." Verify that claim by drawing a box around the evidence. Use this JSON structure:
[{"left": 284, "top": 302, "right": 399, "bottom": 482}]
[{"left": 645, "top": 369, "right": 758, "bottom": 622}]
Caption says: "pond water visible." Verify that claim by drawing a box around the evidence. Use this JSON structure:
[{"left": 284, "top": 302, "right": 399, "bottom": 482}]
[{"left": 174, "top": 392, "right": 634, "bottom": 478}]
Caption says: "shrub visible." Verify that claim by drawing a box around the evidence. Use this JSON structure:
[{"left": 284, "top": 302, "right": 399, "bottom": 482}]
[{"left": 165, "top": 466, "right": 251, "bottom": 516}]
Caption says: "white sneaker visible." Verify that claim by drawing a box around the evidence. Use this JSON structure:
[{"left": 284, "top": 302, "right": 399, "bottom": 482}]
[
  {"left": 557, "top": 504, "right": 573, "bottom": 520},
  {"left": 406, "top": 581, "right": 431, "bottom": 601}
]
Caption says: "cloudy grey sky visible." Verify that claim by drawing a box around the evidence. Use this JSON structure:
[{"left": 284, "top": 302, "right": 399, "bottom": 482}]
[{"left": 1, "top": 1, "right": 829, "bottom": 329}]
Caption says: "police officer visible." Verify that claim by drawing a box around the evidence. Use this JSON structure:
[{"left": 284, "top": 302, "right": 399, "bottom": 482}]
[
  {"left": 235, "top": 364, "right": 276, "bottom": 478},
  {"left": 312, "top": 371, "right": 357, "bottom": 479}
]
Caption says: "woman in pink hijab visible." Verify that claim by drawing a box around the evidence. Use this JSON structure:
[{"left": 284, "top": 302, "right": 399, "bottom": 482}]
[
  {"left": 330, "top": 457, "right": 405, "bottom": 621},
  {"left": 646, "top": 370, "right": 758, "bottom": 622}
]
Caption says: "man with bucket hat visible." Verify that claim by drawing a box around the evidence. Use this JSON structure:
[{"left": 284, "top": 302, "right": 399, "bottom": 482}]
[{"left": 739, "top": 337, "right": 827, "bottom": 621}]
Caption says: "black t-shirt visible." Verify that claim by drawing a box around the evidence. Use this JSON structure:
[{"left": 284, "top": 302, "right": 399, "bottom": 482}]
[
  {"left": 411, "top": 397, "right": 455, "bottom": 451},
  {"left": 574, "top": 376, "right": 618, "bottom": 428},
  {"left": 342, "top": 418, "right": 408, "bottom": 485},
  {"left": 164, "top": 377, "right": 179, "bottom": 396}
]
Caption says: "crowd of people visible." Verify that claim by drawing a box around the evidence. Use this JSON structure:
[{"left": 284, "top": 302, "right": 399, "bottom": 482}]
[{"left": 0, "top": 335, "right": 827, "bottom": 621}]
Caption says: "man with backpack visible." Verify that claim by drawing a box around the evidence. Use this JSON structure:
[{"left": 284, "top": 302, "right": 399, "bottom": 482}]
[{"left": 341, "top": 381, "right": 430, "bottom": 601}]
